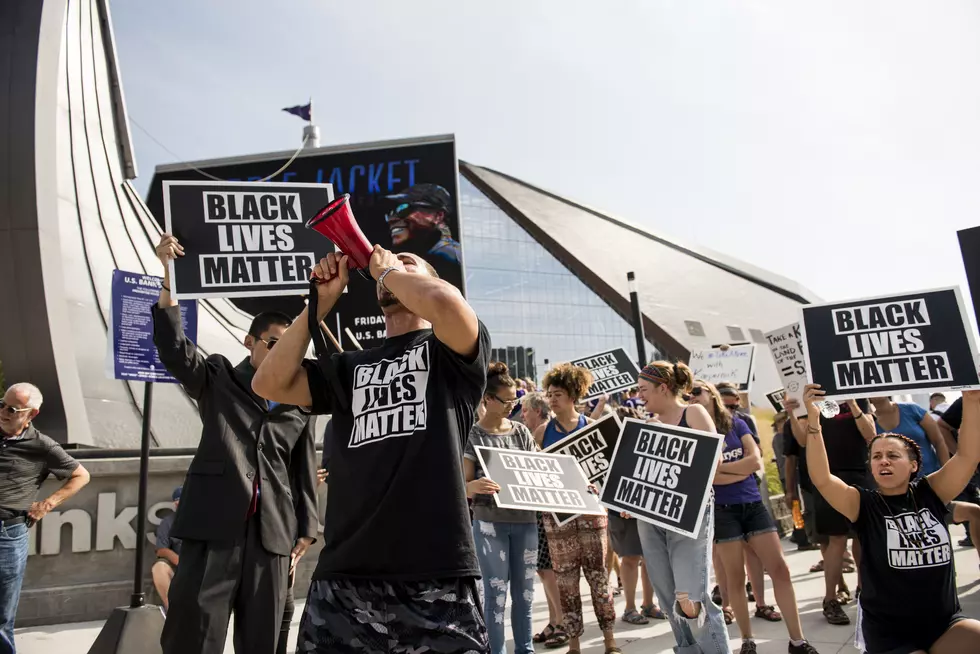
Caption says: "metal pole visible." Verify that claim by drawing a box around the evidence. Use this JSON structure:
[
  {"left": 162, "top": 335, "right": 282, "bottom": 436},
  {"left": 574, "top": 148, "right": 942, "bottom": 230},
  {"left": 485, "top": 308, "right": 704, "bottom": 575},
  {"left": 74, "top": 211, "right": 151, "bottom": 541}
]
[
  {"left": 628, "top": 272, "right": 646, "bottom": 367},
  {"left": 130, "top": 382, "right": 153, "bottom": 608}
]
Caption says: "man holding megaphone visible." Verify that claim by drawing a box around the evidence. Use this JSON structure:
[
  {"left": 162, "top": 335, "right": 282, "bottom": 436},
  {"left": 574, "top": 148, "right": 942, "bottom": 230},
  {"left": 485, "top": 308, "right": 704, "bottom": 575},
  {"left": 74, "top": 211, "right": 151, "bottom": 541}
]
[{"left": 253, "top": 242, "right": 492, "bottom": 653}]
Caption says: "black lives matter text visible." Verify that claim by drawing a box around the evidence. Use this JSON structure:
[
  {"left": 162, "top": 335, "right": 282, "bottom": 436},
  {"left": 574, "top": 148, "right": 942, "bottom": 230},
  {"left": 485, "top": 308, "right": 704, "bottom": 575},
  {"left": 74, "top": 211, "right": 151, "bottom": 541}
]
[
  {"left": 886, "top": 508, "right": 952, "bottom": 569},
  {"left": 349, "top": 342, "right": 429, "bottom": 448},
  {"left": 572, "top": 350, "right": 637, "bottom": 397},
  {"left": 551, "top": 430, "right": 610, "bottom": 482},
  {"left": 831, "top": 299, "right": 951, "bottom": 390},
  {"left": 614, "top": 428, "right": 694, "bottom": 523},
  {"left": 500, "top": 453, "right": 587, "bottom": 510},
  {"left": 199, "top": 191, "right": 314, "bottom": 287}
]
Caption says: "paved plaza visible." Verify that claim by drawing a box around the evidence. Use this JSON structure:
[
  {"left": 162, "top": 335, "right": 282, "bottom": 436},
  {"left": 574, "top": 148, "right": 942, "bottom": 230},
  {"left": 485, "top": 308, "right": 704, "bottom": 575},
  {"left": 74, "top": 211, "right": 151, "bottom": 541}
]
[{"left": 17, "top": 536, "right": 980, "bottom": 654}]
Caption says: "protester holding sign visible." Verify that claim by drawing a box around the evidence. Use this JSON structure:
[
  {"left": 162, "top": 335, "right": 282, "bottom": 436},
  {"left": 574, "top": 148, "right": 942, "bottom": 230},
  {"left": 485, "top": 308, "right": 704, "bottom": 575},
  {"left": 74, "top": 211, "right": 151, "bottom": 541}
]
[
  {"left": 633, "top": 362, "right": 732, "bottom": 654},
  {"left": 803, "top": 385, "right": 980, "bottom": 653},
  {"left": 152, "top": 235, "right": 319, "bottom": 654},
  {"left": 533, "top": 364, "right": 621, "bottom": 654},
  {"left": 463, "top": 362, "right": 539, "bottom": 654},
  {"left": 692, "top": 382, "right": 818, "bottom": 654}
]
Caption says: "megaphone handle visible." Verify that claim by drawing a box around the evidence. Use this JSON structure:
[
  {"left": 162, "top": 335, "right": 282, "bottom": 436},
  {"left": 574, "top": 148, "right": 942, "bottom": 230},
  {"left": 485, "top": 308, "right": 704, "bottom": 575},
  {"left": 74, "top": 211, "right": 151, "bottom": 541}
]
[{"left": 356, "top": 268, "right": 373, "bottom": 282}]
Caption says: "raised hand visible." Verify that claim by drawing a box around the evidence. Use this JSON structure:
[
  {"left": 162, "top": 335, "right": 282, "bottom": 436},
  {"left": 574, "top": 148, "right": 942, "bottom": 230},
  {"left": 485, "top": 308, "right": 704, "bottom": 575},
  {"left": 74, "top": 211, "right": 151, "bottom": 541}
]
[
  {"left": 802, "top": 384, "right": 826, "bottom": 419},
  {"left": 368, "top": 245, "right": 405, "bottom": 282},
  {"left": 311, "top": 252, "right": 350, "bottom": 312},
  {"left": 156, "top": 234, "right": 184, "bottom": 267}
]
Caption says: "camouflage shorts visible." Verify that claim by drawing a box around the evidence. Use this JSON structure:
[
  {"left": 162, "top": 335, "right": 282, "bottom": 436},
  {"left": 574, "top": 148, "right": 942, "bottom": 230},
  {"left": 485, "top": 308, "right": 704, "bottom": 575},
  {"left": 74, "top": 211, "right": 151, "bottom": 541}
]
[{"left": 296, "top": 577, "right": 489, "bottom": 654}]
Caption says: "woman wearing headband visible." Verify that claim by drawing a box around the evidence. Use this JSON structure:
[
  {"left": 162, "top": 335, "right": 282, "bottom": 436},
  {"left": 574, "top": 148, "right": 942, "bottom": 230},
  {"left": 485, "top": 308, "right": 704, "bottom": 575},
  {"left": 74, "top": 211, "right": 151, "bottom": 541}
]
[
  {"left": 691, "top": 381, "right": 818, "bottom": 654},
  {"left": 804, "top": 385, "right": 980, "bottom": 654},
  {"left": 634, "top": 362, "right": 732, "bottom": 654}
]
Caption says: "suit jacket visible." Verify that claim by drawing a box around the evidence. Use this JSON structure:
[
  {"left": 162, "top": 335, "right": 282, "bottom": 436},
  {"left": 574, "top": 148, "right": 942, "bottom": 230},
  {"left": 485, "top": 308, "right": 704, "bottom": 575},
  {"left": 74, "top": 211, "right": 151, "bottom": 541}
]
[{"left": 152, "top": 304, "right": 318, "bottom": 556}]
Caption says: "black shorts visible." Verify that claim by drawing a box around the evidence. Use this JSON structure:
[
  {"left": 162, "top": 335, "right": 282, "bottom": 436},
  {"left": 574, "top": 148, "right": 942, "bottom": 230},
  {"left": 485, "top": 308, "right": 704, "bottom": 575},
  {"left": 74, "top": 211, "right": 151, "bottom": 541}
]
[
  {"left": 860, "top": 609, "right": 969, "bottom": 654},
  {"left": 608, "top": 513, "right": 643, "bottom": 557},
  {"left": 714, "top": 501, "right": 776, "bottom": 543},
  {"left": 297, "top": 577, "right": 488, "bottom": 654},
  {"left": 815, "top": 470, "right": 871, "bottom": 536}
]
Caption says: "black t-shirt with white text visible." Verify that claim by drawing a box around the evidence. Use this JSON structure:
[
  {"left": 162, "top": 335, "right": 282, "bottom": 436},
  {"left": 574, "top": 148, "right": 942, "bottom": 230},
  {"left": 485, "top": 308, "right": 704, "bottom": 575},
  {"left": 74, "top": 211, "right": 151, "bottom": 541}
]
[
  {"left": 303, "top": 324, "right": 490, "bottom": 581},
  {"left": 782, "top": 421, "right": 812, "bottom": 492},
  {"left": 854, "top": 478, "right": 958, "bottom": 628}
]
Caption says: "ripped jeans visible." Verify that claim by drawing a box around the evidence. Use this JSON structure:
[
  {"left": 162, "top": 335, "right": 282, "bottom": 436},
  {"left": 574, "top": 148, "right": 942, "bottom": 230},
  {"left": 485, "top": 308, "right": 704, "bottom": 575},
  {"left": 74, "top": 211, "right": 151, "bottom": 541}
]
[
  {"left": 472, "top": 520, "right": 538, "bottom": 654},
  {"left": 637, "top": 502, "right": 732, "bottom": 654}
]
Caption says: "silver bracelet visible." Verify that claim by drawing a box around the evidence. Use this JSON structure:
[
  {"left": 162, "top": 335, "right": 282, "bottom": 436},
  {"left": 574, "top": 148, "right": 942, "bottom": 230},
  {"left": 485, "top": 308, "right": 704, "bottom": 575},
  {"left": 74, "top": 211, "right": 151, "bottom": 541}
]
[{"left": 378, "top": 266, "right": 398, "bottom": 292}]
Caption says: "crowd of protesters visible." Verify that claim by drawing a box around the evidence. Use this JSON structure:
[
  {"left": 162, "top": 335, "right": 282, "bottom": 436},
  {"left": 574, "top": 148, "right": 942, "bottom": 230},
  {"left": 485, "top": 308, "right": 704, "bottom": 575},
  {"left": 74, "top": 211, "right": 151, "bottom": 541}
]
[{"left": 1, "top": 237, "right": 978, "bottom": 654}]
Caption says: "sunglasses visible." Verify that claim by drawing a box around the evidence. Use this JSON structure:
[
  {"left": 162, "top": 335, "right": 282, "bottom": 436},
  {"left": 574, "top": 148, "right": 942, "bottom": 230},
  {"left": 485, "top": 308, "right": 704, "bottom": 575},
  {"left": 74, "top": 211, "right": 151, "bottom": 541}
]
[
  {"left": 258, "top": 338, "right": 278, "bottom": 350},
  {"left": 690, "top": 387, "right": 704, "bottom": 397},
  {"left": 0, "top": 401, "right": 33, "bottom": 416}
]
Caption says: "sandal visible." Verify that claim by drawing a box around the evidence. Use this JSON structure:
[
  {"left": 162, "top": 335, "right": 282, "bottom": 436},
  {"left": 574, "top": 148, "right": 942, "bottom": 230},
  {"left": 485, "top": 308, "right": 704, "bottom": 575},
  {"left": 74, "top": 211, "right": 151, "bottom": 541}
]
[
  {"left": 543, "top": 625, "right": 569, "bottom": 649},
  {"left": 622, "top": 608, "right": 649, "bottom": 625},
  {"left": 754, "top": 604, "right": 782, "bottom": 622},
  {"left": 809, "top": 560, "right": 824, "bottom": 573},
  {"left": 723, "top": 606, "right": 734, "bottom": 625},
  {"left": 842, "top": 563, "right": 856, "bottom": 574},
  {"left": 605, "top": 649, "right": 623, "bottom": 654},
  {"left": 533, "top": 623, "right": 556, "bottom": 643},
  {"left": 641, "top": 604, "right": 667, "bottom": 620}
]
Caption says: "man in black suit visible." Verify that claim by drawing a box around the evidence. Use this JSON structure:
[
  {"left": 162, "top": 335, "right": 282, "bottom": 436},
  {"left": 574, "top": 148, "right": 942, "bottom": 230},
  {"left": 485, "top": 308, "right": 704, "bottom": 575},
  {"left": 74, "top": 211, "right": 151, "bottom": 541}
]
[{"left": 152, "top": 234, "right": 318, "bottom": 654}]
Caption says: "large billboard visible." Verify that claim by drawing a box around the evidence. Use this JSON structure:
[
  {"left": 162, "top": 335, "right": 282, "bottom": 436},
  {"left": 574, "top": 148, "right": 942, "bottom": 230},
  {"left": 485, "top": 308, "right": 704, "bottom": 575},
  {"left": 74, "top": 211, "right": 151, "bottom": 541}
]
[{"left": 146, "top": 136, "right": 463, "bottom": 351}]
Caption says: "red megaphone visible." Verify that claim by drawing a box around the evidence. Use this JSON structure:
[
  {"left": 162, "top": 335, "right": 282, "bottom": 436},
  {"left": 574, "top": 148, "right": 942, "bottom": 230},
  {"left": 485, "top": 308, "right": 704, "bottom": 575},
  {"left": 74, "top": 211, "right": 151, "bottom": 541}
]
[{"left": 305, "top": 194, "right": 373, "bottom": 269}]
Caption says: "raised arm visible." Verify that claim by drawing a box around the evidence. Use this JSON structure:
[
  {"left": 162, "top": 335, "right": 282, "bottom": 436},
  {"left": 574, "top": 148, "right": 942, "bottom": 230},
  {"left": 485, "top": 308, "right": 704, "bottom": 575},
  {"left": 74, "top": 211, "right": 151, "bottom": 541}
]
[
  {"left": 784, "top": 398, "right": 809, "bottom": 446},
  {"left": 369, "top": 247, "right": 479, "bottom": 358},
  {"left": 252, "top": 253, "right": 348, "bottom": 406},
  {"left": 920, "top": 412, "right": 950, "bottom": 465},
  {"left": 803, "top": 384, "right": 860, "bottom": 522},
  {"left": 927, "top": 391, "right": 980, "bottom": 504},
  {"left": 847, "top": 399, "right": 876, "bottom": 443},
  {"left": 152, "top": 234, "right": 209, "bottom": 398}
]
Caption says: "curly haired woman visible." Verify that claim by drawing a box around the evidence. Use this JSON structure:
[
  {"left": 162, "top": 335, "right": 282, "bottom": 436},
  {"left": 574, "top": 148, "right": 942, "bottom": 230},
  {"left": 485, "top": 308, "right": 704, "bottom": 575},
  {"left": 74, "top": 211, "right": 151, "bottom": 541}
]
[{"left": 533, "top": 363, "right": 620, "bottom": 654}]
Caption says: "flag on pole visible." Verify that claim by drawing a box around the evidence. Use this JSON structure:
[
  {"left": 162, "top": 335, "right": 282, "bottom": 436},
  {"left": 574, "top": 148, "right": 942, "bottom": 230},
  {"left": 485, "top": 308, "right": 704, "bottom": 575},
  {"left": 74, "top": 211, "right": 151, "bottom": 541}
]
[{"left": 282, "top": 102, "right": 312, "bottom": 122}]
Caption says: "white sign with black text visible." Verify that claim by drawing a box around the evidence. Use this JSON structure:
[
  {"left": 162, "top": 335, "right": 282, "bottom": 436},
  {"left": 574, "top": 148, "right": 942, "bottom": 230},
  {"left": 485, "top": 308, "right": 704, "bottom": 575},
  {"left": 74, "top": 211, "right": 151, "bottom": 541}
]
[
  {"left": 688, "top": 344, "right": 756, "bottom": 392},
  {"left": 473, "top": 447, "right": 605, "bottom": 515},
  {"left": 765, "top": 322, "right": 807, "bottom": 416}
]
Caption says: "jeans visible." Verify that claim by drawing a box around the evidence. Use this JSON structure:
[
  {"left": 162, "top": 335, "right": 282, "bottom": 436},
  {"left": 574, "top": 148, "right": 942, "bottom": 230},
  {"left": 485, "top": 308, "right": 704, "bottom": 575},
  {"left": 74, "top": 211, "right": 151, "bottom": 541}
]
[
  {"left": 0, "top": 522, "right": 30, "bottom": 654},
  {"left": 637, "top": 503, "right": 732, "bottom": 654},
  {"left": 473, "top": 521, "right": 538, "bottom": 654}
]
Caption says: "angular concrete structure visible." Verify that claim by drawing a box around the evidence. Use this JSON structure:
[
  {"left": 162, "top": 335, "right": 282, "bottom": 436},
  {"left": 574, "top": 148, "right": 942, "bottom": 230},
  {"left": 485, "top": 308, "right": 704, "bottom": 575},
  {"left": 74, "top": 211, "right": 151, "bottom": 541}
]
[{"left": 0, "top": 0, "right": 250, "bottom": 448}]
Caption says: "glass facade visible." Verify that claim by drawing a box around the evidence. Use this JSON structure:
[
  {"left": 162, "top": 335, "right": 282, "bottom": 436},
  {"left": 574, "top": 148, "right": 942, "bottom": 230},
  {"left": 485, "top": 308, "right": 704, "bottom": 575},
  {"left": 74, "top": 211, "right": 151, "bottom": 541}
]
[{"left": 459, "top": 177, "right": 662, "bottom": 382}]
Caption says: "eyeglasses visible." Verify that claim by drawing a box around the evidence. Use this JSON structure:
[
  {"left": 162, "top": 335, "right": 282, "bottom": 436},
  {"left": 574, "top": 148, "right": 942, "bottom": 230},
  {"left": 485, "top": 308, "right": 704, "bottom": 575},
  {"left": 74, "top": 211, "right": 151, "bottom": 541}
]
[
  {"left": 0, "top": 401, "right": 32, "bottom": 416},
  {"left": 493, "top": 395, "right": 519, "bottom": 408},
  {"left": 258, "top": 338, "right": 279, "bottom": 350}
]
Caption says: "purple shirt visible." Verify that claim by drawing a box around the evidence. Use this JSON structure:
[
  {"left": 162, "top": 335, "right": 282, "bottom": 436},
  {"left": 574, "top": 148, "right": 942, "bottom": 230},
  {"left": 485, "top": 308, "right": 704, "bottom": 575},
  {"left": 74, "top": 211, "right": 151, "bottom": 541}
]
[{"left": 713, "top": 417, "right": 761, "bottom": 505}]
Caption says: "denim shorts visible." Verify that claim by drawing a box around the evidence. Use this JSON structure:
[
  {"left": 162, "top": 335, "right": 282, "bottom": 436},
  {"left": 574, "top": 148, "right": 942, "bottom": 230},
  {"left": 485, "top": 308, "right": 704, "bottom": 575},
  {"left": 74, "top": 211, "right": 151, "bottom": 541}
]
[{"left": 714, "top": 500, "right": 776, "bottom": 543}]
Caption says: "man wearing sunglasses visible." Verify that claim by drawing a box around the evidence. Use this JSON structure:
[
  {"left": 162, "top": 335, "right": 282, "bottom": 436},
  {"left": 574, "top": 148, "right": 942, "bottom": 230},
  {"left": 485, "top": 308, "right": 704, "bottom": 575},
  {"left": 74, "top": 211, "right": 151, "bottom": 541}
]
[
  {"left": 0, "top": 383, "right": 90, "bottom": 652},
  {"left": 385, "top": 184, "right": 461, "bottom": 276},
  {"left": 152, "top": 234, "right": 319, "bottom": 654}
]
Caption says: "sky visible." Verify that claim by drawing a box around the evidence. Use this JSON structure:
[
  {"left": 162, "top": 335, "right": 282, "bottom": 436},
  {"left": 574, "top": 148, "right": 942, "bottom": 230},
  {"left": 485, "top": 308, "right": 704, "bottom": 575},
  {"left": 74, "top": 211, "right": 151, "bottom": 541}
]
[{"left": 112, "top": 0, "right": 980, "bottom": 309}]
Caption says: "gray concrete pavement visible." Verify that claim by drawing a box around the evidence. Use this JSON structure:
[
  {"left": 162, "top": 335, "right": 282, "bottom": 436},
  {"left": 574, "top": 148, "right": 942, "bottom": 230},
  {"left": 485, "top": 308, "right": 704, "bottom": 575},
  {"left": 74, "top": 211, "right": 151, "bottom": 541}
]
[{"left": 16, "top": 534, "right": 980, "bottom": 654}]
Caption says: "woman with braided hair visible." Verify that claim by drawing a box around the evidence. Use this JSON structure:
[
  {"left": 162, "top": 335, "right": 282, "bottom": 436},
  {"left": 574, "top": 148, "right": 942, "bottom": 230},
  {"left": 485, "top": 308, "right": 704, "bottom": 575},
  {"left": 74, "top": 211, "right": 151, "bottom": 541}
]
[{"left": 803, "top": 384, "right": 980, "bottom": 654}]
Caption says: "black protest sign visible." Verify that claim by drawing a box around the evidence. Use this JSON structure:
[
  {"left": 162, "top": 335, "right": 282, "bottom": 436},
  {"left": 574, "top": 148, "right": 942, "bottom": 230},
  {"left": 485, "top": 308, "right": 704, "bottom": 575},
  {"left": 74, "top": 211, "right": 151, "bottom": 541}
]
[
  {"left": 766, "top": 389, "right": 786, "bottom": 412},
  {"left": 473, "top": 446, "right": 605, "bottom": 516},
  {"left": 571, "top": 348, "right": 641, "bottom": 400},
  {"left": 163, "top": 181, "right": 335, "bottom": 299},
  {"left": 800, "top": 288, "right": 980, "bottom": 401},
  {"left": 600, "top": 419, "right": 724, "bottom": 539},
  {"left": 960, "top": 226, "right": 980, "bottom": 332},
  {"left": 544, "top": 413, "right": 622, "bottom": 525}
]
